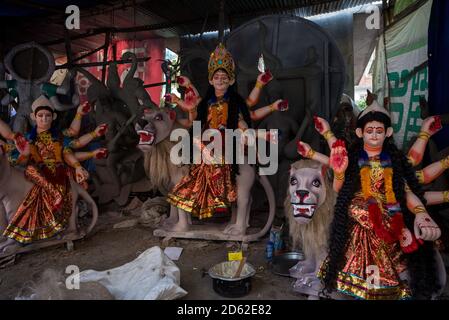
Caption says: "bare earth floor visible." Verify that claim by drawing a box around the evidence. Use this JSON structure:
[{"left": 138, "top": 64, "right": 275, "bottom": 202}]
[{"left": 0, "top": 213, "right": 305, "bottom": 300}]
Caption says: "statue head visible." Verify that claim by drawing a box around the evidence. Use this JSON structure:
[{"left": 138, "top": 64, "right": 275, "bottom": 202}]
[
  {"left": 30, "top": 95, "right": 56, "bottom": 130},
  {"left": 288, "top": 160, "right": 329, "bottom": 224},
  {"left": 355, "top": 91, "right": 393, "bottom": 149},
  {"left": 135, "top": 108, "right": 176, "bottom": 152},
  {"left": 208, "top": 43, "right": 235, "bottom": 92}
]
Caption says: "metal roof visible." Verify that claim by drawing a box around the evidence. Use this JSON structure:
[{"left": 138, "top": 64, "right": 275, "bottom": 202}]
[{"left": 0, "top": 0, "right": 378, "bottom": 55}]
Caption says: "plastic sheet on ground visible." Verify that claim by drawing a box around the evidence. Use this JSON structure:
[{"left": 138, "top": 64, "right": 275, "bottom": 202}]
[{"left": 79, "top": 246, "right": 187, "bottom": 300}]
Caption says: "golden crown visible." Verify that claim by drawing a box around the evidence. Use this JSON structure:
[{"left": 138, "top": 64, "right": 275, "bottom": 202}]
[{"left": 208, "top": 43, "right": 235, "bottom": 81}]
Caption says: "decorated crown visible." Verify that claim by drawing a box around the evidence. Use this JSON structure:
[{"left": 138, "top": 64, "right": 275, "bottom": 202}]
[{"left": 208, "top": 43, "right": 235, "bottom": 81}]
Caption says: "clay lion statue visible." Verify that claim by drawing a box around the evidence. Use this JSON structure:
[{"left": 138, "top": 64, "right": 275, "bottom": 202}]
[
  {"left": 135, "top": 108, "right": 276, "bottom": 242},
  {"left": 284, "top": 159, "right": 336, "bottom": 299}
]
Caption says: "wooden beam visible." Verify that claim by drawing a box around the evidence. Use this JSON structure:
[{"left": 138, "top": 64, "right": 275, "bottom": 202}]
[
  {"left": 55, "top": 56, "right": 150, "bottom": 70},
  {"left": 73, "top": 45, "right": 106, "bottom": 62},
  {"left": 143, "top": 81, "right": 166, "bottom": 88}
]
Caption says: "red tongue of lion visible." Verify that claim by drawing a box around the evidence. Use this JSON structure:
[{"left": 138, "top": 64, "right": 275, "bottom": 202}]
[{"left": 139, "top": 132, "right": 153, "bottom": 143}]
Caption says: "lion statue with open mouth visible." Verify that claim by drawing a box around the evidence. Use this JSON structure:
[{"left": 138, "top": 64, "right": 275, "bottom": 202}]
[{"left": 284, "top": 159, "right": 336, "bottom": 299}]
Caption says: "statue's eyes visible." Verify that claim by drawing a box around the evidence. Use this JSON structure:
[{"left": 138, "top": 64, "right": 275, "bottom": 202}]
[
  {"left": 312, "top": 179, "right": 321, "bottom": 188},
  {"left": 290, "top": 177, "right": 298, "bottom": 185},
  {"left": 154, "top": 114, "right": 163, "bottom": 121}
]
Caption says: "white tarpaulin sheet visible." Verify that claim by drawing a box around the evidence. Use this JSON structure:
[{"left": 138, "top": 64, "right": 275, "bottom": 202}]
[
  {"left": 373, "top": 0, "right": 432, "bottom": 149},
  {"left": 79, "top": 246, "right": 187, "bottom": 300}
]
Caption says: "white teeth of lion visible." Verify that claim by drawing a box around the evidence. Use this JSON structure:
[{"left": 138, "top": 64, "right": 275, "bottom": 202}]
[{"left": 292, "top": 204, "right": 316, "bottom": 217}]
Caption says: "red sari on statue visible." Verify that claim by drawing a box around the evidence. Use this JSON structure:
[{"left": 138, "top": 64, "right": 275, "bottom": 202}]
[{"left": 3, "top": 128, "right": 73, "bottom": 243}]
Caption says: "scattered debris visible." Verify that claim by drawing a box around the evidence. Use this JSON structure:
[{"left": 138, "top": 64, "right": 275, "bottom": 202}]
[
  {"left": 162, "top": 237, "right": 174, "bottom": 247},
  {"left": 66, "top": 241, "right": 74, "bottom": 252},
  {"left": 225, "top": 242, "right": 236, "bottom": 248},
  {"left": 113, "top": 219, "right": 138, "bottom": 229},
  {"left": 15, "top": 269, "right": 114, "bottom": 300},
  {"left": 163, "top": 247, "right": 183, "bottom": 261},
  {"left": 177, "top": 240, "right": 192, "bottom": 247},
  {"left": 192, "top": 241, "right": 209, "bottom": 249},
  {"left": 140, "top": 197, "right": 169, "bottom": 227},
  {"left": 122, "top": 197, "right": 143, "bottom": 215}
]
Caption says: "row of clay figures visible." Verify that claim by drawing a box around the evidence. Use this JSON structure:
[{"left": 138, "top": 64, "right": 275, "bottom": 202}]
[
  {"left": 135, "top": 43, "right": 292, "bottom": 242},
  {"left": 0, "top": 42, "right": 285, "bottom": 259},
  {"left": 0, "top": 96, "right": 107, "bottom": 257},
  {"left": 285, "top": 93, "right": 449, "bottom": 300}
]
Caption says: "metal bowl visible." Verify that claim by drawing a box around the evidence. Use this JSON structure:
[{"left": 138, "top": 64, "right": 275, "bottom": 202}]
[
  {"left": 209, "top": 261, "right": 256, "bottom": 281},
  {"left": 209, "top": 261, "right": 256, "bottom": 298},
  {"left": 270, "top": 251, "right": 305, "bottom": 277}
]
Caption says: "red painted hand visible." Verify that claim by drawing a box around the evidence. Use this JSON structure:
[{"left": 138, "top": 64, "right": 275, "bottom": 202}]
[
  {"left": 330, "top": 139, "right": 348, "bottom": 173},
  {"left": 13, "top": 132, "right": 28, "bottom": 153},
  {"left": 278, "top": 99, "right": 289, "bottom": 111},
  {"left": 81, "top": 102, "right": 91, "bottom": 114},
  {"left": 297, "top": 140, "right": 311, "bottom": 157},
  {"left": 429, "top": 115, "right": 442, "bottom": 134},
  {"left": 185, "top": 87, "right": 198, "bottom": 106},
  {"left": 96, "top": 124, "right": 108, "bottom": 137},
  {"left": 176, "top": 76, "right": 191, "bottom": 87},
  {"left": 164, "top": 93, "right": 172, "bottom": 103},
  {"left": 95, "top": 148, "right": 108, "bottom": 159},
  {"left": 260, "top": 69, "right": 273, "bottom": 84}
]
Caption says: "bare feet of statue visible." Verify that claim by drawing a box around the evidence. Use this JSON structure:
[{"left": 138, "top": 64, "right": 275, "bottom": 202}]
[
  {"left": 223, "top": 223, "right": 247, "bottom": 236},
  {"left": 289, "top": 260, "right": 316, "bottom": 277},
  {"left": 161, "top": 207, "right": 179, "bottom": 228},
  {"left": 161, "top": 217, "right": 177, "bottom": 228},
  {"left": 166, "top": 221, "right": 189, "bottom": 232},
  {"left": 59, "top": 227, "right": 84, "bottom": 241},
  {"left": 164, "top": 210, "right": 189, "bottom": 232}
]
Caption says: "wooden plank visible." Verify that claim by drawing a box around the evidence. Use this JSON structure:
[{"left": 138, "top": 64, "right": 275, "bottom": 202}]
[{"left": 153, "top": 225, "right": 264, "bottom": 242}]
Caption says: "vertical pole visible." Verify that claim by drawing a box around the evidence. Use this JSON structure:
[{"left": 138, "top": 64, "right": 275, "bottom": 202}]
[
  {"left": 218, "top": 0, "right": 226, "bottom": 43},
  {"left": 101, "top": 32, "right": 110, "bottom": 83},
  {"left": 64, "top": 28, "right": 74, "bottom": 68}
]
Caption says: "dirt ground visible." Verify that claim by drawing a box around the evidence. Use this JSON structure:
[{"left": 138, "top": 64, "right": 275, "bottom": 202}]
[
  {"left": 2, "top": 206, "right": 449, "bottom": 300},
  {"left": 0, "top": 211, "right": 304, "bottom": 300}
]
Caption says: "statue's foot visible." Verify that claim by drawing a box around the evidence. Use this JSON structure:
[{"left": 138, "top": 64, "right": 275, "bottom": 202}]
[
  {"left": 161, "top": 216, "right": 179, "bottom": 228},
  {"left": 292, "top": 274, "right": 322, "bottom": 297},
  {"left": 0, "top": 238, "right": 20, "bottom": 255},
  {"left": 60, "top": 228, "right": 85, "bottom": 240},
  {"left": 289, "top": 261, "right": 315, "bottom": 277},
  {"left": 165, "top": 221, "right": 189, "bottom": 232},
  {"left": 223, "top": 223, "right": 246, "bottom": 236}
]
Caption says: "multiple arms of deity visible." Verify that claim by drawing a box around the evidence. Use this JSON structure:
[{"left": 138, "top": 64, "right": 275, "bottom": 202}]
[
  {"left": 403, "top": 115, "right": 449, "bottom": 206},
  {"left": 0, "top": 102, "right": 110, "bottom": 184},
  {"left": 295, "top": 114, "right": 446, "bottom": 242},
  {"left": 297, "top": 115, "right": 448, "bottom": 202},
  {"left": 245, "top": 71, "right": 289, "bottom": 121},
  {"left": 167, "top": 71, "right": 288, "bottom": 129}
]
